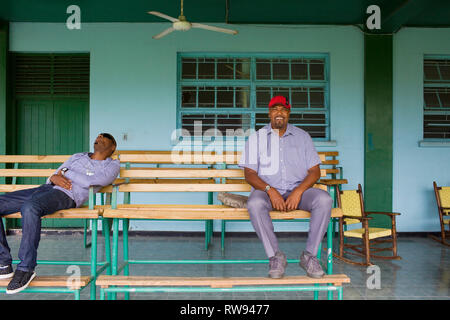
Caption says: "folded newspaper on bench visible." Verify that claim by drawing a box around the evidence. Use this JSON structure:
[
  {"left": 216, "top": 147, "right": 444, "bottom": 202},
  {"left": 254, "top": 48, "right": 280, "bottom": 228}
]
[{"left": 217, "top": 192, "right": 249, "bottom": 208}]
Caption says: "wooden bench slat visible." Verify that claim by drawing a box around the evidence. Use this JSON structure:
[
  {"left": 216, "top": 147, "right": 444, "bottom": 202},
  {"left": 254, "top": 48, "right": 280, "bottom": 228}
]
[
  {"left": 0, "top": 169, "right": 55, "bottom": 177},
  {"left": 118, "top": 183, "right": 252, "bottom": 192},
  {"left": 0, "top": 276, "right": 91, "bottom": 289},
  {"left": 4, "top": 208, "right": 101, "bottom": 219},
  {"left": 96, "top": 274, "right": 350, "bottom": 288},
  {"left": 0, "top": 155, "right": 70, "bottom": 163},
  {"left": 0, "top": 184, "right": 40, "bottom": 192},
  {"left": 102, "top": 207, "right": 343, "bottom": 220},
  {"left": 119, "top": 168, "right": 327, "bottom": 179}
]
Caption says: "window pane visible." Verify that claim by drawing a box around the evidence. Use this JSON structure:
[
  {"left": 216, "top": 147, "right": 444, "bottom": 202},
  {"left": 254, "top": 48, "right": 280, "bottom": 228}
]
[
  {"left": 256, "top": 87, "right": 271, "bottom": 108},
  {"left": 198, "top": 58, "right": 215, "bottom": 79},
  {"left": 182, "top": 114, "right": 215, "bottom": 135},
  {"left": 217, "top": 114, "right": 251, "bottom": 133},
  {"left": 181, "top": 58, "right": 197, "bottom": 79},
  {"left": 424, "top": 114, "right": 450, "bottom": 139},
  {"left": 273, "top": 59, "right": 290, "bottom": 80},
  {"left": 181, "top": 86, "right": 197, "bottom": 108},
  {"left": 424, "top": 91, "right": 440, "bottom": 108},
  {"left": 424, "top": 59, "right": 450, "bottom": 82},
  {"left": 198, "top": 87, "right": 214, "bottom": 108},
  {"left": 235, "top": 59, "right": 250, "bottom": 79},
  {"left": 217, "top": 87, "right": 233, "bottom": 108},
  {"left": 217, "top": 59, "right": 234, "bottom": 80},
  {"left": 270, "top": 87, "right": 289, "bottom": 100},
  {"left": 235, "top": 87, "right": 250, "bottom": 108},
  {"left": 310, "top": 88, "right": 325, "bottom": 108},
  {"left": 291, "top": 59, "right": 308, "bottom": 80},
  {"left": 256, "top": 59, "right": 271, "bottom": 80},
  {"left": 309, "top": 59, "right": 325, "bottom": 80},
  {"left": 291, "top": 88, "right": 308, "bottom": 108}
]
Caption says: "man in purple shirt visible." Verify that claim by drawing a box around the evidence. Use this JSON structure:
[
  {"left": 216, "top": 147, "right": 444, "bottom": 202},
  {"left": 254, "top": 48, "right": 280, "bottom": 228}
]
[
  {"left": 239, "top": 96, "right": 332, "bottom": 279},
  {"left": 0, "top": 133, "right": 120, "bottom": 294}
]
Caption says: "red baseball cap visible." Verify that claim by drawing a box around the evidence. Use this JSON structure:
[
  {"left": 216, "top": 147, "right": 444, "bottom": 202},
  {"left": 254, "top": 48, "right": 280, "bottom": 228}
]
[{"left": 268, "top": 96, "right": 291, "bottom": 109}]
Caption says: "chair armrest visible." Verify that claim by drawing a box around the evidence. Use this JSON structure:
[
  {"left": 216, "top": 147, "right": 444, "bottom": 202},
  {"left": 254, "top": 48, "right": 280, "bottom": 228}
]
[
  {"left": 365, "top": 211, "right": 401, "bottom": 217},
  {"left": 112, "top": 181, "right": 128, "bottom": 187}
]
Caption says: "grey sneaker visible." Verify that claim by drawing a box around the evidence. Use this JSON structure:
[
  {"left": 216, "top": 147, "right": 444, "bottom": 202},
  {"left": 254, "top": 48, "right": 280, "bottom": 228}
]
[
  {"left": 299, "top": 251, "right": 325, "bottom": 278},
  {"left": 268, "top": 251, "right": 287, "bottom": 279}
]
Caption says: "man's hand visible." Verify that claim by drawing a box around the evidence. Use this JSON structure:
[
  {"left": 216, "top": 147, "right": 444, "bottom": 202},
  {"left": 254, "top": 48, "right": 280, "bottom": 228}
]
[
  {"left": 285, "top": 189, "right": 303, "bottom": 211},
  {"left": 267, "top": 188, "right": 287, "bottom": 212},
  {"left": 50, "top": 170, "right": 72, "bottom": 190}
]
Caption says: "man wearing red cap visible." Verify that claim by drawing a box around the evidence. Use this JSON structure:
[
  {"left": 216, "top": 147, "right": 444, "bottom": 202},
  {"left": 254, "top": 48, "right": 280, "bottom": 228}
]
[{"left": 239, "top": 96, "right": 332, "bottom": 279}]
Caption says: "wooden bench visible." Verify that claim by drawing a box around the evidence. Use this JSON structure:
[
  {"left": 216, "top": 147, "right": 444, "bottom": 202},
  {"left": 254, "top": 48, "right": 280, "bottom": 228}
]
[
  {"left": 96, "top": 274, "right": 351, "bottom": 300},
  {"left": 114, "top": 150, "right": 347, "bottom": 250},
  {"left": 0, "top": 276, "right": 91, "bottom": 299},
  {"left": 0, "top": 155, "right": 111, "bottom": 300},
  {"left": 99, "top": 162, "right": 349, "bottom": 300}
]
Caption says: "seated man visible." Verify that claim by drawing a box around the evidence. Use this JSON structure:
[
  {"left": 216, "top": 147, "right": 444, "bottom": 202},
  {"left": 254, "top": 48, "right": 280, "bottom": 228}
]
[
  {"left": 239, "top": 96, "right": 332, "bottom": 279},
  {"left": 0, "top": 133, "right": 120, "bottom": 294}
]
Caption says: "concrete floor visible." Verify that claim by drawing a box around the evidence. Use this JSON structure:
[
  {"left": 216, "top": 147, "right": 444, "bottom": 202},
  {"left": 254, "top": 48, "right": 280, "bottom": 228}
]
[{"left": 0, "top": 232, "right": 448, "bottom": 300}]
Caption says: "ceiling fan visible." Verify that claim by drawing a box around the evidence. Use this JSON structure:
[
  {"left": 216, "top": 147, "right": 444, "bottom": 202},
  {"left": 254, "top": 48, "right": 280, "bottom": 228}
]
[{"left": 148, "top": 0, "right": 238, "bottom": 39}]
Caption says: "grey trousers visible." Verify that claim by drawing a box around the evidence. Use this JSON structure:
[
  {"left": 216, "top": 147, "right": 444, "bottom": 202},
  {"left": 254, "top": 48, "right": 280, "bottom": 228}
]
[{"left": 247, "top": 188, "right": 332, "bottom": 258}]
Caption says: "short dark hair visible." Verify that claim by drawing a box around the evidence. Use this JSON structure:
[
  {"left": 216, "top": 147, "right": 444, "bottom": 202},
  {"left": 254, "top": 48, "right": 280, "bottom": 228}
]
[{"left": 100, "top": 133, "right": 117, "bottom": 147}]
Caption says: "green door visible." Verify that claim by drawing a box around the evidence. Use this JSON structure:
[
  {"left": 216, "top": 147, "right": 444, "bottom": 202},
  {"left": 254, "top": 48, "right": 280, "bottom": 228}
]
[
  {"left": 15, "top": 98, "right": 89, "bottom": 227},
  {"left": 11, "top": 53, "right": 90, "bottom": 228}
]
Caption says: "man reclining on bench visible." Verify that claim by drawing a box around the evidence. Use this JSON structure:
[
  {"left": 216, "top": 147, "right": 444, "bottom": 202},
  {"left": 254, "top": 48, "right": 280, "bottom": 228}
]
[
  {"left": 239, "top": 96, "right": 332, "bottom": 279},
  {"left": 0, "top": 133, "right": 120, "bottom": 294}
]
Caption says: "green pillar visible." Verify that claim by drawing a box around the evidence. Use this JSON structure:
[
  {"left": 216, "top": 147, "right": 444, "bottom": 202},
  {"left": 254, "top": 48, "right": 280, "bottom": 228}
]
[
  {"left": 364, "top": 34, "right": 393, "bottom": 228},
  {"left": 0, "top": 21, "right": 7, "bottom": 164}
]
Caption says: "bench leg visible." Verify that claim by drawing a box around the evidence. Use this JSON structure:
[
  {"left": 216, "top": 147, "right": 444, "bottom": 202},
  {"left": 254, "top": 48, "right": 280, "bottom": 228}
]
[
  {"left": 221, "top": 220, "right": 226, "bottom": 252},
  {"left": 83, "top": 219, "right": 91, "bottom": 248},
  {"left": 90, "top": 219, "right": 98, "bottom": 300},
  {"left": 123, "top": 218, "right": 130, "bottom": 300},
  {"left": 111, "top": 218, "right": 120, "bottom": 300},
  {"left": 327, "top": 220, "right": 333, "bottom": 300}
]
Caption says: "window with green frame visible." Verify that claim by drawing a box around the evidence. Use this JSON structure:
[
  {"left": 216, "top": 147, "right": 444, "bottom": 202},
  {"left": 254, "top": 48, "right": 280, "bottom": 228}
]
[
  {"left": 177, "top": 53, "right": 330, "bottom": 140},
  {"left": 423, "top": 56, "right": 450, "bottom": 139}
]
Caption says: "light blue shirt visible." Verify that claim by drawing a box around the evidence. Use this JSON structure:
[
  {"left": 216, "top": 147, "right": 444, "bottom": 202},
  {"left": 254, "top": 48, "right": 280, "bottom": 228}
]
[
  {"left": 239, "top": 123, "right": 321, "bottom": 193},
  {"left": 47, "top": 152, "right": 120, "bottom": 207}
]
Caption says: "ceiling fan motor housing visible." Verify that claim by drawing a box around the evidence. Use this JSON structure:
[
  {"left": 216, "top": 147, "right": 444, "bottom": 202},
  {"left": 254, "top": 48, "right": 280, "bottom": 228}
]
[{"left": 174, "top": 15, "right": 191, "bottom": 31}]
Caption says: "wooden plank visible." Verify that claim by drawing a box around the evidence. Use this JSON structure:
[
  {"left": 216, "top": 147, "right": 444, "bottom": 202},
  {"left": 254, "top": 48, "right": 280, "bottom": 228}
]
[
  {"left": 102, "top": 207, "right": 343, "bottom": 220},
  {"left": 118, "top": 183, "right": 252, "bottom": 193},
  {"left": 119, "top": 168, "right": 245, "bottom": 178},
  {"left": 119, "top": 168, "right": 327, "bottom": 179},
  {"left": 0, "top": 276, "right": 91, "bottom": 289},
  {"left": 0, "top": 155, "right": 70, "bottom": 163},
  {"left": 0, "top": 169, "right": 54, "bottom": 177},
  {"left": 96, "top": 274, "right": 350, "bottom": 288},
  {"left": 4, "top": 208, "right": 101, "bottom": 219},
  {"left": 0, "top": 184, "right": 39, "bottom": 192},
  {"left": 118, "top": 153, "right": 242, "bottom": 164}
]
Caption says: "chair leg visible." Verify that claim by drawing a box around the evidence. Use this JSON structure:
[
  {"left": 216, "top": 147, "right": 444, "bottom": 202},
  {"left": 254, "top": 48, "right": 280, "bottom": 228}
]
[{"left": 362, "top": 221, "right": 371, "bottom": 266}]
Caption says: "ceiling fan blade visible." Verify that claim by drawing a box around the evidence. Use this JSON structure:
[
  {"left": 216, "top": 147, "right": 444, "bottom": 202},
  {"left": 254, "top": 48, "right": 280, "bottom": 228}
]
[
  {"left": 191, "top": 23, "right": 238, "bottom": 35},
  {"left": 148, "top": 11, "right": 179, "bottom": 22},
  {"left": 152, "top": 27, "right": 175, "bottom": 39}
]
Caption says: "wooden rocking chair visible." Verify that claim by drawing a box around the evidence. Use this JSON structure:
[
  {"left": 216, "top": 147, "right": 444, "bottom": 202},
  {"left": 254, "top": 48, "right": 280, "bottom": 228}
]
[
  {"left": 334, "top": 184, "right": 401, "bottom": 266},
  {"left": 429, "top": 182, "right": 450, "bottom": 247}
]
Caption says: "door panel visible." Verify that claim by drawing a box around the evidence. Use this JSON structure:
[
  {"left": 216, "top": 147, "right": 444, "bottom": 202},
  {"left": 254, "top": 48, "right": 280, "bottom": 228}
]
[{"left": 16, "top": 98, "right": 89, "bottom": 228}]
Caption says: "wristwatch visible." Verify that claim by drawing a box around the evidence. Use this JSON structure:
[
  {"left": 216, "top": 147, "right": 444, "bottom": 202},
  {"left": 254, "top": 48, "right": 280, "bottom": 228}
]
[
  {"left": 264, "top": 185, "right": 271, "bottom": 193},
  {"left": 61, "top": 167, "right": 69, "bottom": 176}
]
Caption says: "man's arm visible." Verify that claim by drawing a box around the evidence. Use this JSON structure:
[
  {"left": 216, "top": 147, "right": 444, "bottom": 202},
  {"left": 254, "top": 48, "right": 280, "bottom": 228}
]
[
  {"left": 244, "top": 167, "right": 287, "bottom": 212},
  {"left": 47, "top": 156, "right": 75, "bottom": 190},
  {"left": 65, "top": 161, "right": 120, "bottom": 189},
  {"left": 285, "top": 164, "right": 321, "bottom": 211}
]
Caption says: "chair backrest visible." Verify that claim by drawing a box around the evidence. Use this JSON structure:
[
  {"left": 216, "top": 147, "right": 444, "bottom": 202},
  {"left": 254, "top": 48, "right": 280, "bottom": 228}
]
[
  {"left": 337, "top": 184, "right": 364, "bottom": 224},
  {"left": 433, "top": 181, "right": 450, "bottom": 215}
]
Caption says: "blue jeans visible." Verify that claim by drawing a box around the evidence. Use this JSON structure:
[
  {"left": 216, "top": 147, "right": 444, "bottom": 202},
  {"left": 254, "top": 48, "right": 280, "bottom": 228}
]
[{"left": 0, "top": 184, "right": 76, "bottom": 272}]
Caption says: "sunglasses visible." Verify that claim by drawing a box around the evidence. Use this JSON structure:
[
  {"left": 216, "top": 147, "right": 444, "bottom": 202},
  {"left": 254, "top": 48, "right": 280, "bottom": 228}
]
[{"left": 100, "top": 133, "right": 117, "bottom": 146}]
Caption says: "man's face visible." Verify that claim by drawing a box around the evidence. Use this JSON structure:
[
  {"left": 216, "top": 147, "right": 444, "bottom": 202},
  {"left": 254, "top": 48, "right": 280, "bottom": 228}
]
[
  {"left": 269, "top": 105, "right": 290, "bottom": 130},
  {"left": 94, "top": 134, "right": 116, "bottom": 155}
]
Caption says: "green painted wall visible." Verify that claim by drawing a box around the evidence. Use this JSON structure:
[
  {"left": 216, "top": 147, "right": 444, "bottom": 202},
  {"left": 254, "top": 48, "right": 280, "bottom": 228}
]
[{"left": 364, "top": 34, "right": 393, "bottom": 228}]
